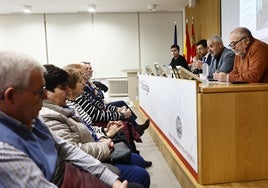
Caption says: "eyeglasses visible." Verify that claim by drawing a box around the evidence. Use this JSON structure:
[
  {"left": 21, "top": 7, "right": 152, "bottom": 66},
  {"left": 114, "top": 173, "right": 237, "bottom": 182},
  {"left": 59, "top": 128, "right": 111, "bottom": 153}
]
[
  {"left": 228, "top": 36, "right": 246, "bottom": 48},
  {"left": 0, "top": 86, "right": 46, "bottom": 100},
  {"left": 19, "top": 86, "right": 46, "bottom": 99},
  {"left": 34, "top": 86, "right": 46, "bottom": 98}
]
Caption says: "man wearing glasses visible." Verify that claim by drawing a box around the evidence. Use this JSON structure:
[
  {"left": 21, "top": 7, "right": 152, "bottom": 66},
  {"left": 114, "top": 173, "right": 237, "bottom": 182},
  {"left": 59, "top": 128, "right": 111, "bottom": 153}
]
[
  {"left": 214, "top": 27, "right": 268, "bottom": 83},
  {"left": 207, "top": 35, "right": 235, "bottom": 80}
]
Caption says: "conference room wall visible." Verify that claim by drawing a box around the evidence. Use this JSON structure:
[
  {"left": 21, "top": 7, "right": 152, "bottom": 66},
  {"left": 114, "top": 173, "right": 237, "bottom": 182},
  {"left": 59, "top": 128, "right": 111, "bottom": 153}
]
[
  {"left": 0, "top": 12, "right": 182, "bottom": 78},
  {"left": 45, "top": 14, "right": 93, "bottom": 69},
  {"left": 0, "top": 14, "right": 47, "bottom": 64}
]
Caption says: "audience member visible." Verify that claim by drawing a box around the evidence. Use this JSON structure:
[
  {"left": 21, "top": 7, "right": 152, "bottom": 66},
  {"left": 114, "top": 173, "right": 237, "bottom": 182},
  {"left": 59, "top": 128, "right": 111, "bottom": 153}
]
[
  {"left": 40, "top": 64, "right": 150, "bottom": 188},
  {"left": 192, "top": 39, "right": 212, "bottom": 74},
  {"left": 169, "top": 44, "right": 190, "bottom": 71},
  {"left": 214, "top": 27, "right": 268, "bottom": 82},
  {"left": 0, "top": 51, "right": 127, "bottom": 188},
  {"left": 63, "top": 64, "right": 152, "bottom": 167},
  {"left": 66, "top": 63, "right": 149, "bottom": 137},
  {"left": 207, "top": 36, "right": 235, "bottom": 80},
  {"left": 81, "top": 62, "right": 150, "bottom": 137}
]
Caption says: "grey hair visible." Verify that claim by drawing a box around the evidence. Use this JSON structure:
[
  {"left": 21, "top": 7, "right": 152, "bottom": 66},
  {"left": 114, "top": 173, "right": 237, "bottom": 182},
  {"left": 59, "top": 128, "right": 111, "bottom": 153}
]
[
  {"left": 207, "top": 35, "right": 223, "bottom": 44},
  {"left": 0, "top": 51, "right": 46, "bottom": 93}
]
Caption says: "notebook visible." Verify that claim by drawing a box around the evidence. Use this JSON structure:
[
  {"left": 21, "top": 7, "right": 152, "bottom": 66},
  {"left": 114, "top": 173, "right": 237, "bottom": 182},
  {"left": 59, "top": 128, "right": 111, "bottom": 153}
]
[{"left": 171, "top": 66, "right": 203, "bottom": 82}]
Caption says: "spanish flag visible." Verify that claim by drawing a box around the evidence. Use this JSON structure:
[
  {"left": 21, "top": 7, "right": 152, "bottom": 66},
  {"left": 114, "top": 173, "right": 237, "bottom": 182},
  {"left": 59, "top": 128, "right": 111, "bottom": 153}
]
[{"left": 183, "top": 20, "right": 191, "bottom": 64}]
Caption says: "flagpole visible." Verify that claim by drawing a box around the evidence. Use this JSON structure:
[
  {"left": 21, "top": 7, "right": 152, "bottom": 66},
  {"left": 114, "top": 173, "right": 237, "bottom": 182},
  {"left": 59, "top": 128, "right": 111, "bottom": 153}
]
[
  {"left": 191, "top": 16, "right": 196, "bottom": 63},
  {"left": 173, "top": 21, "right": 177, "bottom": 45}
]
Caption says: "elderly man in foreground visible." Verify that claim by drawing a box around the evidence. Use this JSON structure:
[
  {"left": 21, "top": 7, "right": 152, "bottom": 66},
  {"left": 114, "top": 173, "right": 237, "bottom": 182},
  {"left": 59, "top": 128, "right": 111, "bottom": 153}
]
[{"left": 0, "top": 50, "right": 128, "bottom": 188}]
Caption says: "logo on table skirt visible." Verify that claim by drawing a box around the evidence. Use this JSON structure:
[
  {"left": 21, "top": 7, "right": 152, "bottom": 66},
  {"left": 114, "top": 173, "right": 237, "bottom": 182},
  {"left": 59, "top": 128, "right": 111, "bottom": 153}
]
[
  {"left": 176, "top": 115, "right": 182, "bottom": 139},
  {"left": 140, "top": 80, "right": 150, "bottom": 94}
]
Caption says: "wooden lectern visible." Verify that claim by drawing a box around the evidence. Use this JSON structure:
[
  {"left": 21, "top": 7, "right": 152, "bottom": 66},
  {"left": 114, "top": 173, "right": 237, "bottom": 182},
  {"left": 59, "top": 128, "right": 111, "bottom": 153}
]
[{"left": 122, "top": 69, "right": 141, "bottom": 102}]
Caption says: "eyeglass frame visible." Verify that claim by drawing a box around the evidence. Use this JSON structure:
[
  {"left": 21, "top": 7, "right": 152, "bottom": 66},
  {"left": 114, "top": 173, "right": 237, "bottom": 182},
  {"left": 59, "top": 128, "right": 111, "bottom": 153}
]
[
  {"left": 228, "top": 36, "right": 247, "bottom": 48},
  {"left": 0, "top": 86, "right": 46, "bottom": 100},
  {"left": 17, "top": 86, "right": 46, "bottom": 99}
]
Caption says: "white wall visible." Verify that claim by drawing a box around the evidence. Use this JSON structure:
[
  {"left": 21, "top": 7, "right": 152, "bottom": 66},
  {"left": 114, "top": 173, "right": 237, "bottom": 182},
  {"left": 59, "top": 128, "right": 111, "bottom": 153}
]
[
  {"left": 0, "top": 12, "right": 183, "bottom": 78},
  {"left": 93, "top": 13, "right": 139, "bottom": 78},
  {"left": 139, "top": 12, "right": 183, "bottom": 75},
  {"left": 221, "top": 0, "right": 268, "bottom": 45},
  {"left": 45, "top": 14, "right": 93, "bottom": 68},
  {"left": 0, "top": 14, "right": 47, "bottom": 64},
  {"left": 221, "top": 0, "right": 239, "bottom": 46}
]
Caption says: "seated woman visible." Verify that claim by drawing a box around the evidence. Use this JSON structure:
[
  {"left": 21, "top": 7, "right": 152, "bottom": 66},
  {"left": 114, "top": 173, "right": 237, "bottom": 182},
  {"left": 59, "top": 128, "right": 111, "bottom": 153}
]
[
  {"left": 74, "top": 62, "right": 150, "bottom": 137},
  {"left": 64, "top": 65, "right": 151, "bottom": 167},
  {"left": 40, "top": 64, "right": 150, "bottom": 188},
  {"left": 62, "top": 63, "right": 149, "bottom": 154}
]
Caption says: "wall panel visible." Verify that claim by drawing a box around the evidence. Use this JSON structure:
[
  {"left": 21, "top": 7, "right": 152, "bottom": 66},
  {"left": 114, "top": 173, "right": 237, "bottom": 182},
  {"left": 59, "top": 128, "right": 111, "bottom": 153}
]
[
  {"left": 0, "top": 14, "right": 46, "bottom": 64},
  {"left": 0, "top": 12, "right": 184, "bottom": 78},
  {"left": 45, "top": 14, "right": 93, "bottom": 68},
  {"left": 93, "top": 13, "right": 139, "bottom": 78},
  {"left": 139, "top": 12, "right": 183, "bottom": 75},
  {"left": 185, "top": 0, "right": 220, "bottom": 43}
]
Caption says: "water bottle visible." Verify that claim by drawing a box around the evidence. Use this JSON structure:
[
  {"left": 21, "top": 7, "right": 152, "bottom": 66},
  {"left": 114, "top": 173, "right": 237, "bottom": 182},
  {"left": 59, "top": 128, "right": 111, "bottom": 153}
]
[{"left": 202, "top": 63, "right": 208, "bottom": 83}]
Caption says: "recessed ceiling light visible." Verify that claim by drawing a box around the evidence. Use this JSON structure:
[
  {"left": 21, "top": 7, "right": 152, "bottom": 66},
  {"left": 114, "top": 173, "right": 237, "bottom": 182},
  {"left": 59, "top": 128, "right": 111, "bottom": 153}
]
[
  {"left": 23, "top": 5, "right": 32, "bottom": 13},
  {"left": 88, "top": 5, "right": 96, "bottom": 13},
  {"left": 147, "top": 4, "right": 157, "bottom": 11}
]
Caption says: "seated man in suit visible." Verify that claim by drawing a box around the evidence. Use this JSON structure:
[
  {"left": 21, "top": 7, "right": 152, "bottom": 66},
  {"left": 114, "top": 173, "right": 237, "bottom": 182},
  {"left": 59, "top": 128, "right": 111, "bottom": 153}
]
[
  {"left": 207, "top": 36, "right": 235, "bottom": 80},
  {"left": 192, "top": 39, "right": 212, "bottom": 74},
  {"left": 0, "top": 50, "right": 127, "bottom": 188}
]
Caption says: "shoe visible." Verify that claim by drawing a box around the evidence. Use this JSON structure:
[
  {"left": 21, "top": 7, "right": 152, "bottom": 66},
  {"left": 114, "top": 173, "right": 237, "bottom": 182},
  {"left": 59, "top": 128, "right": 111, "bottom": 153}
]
[
  {"left": 136, "top": 119, "right": 150, "bottom": 136},
  {"left": 144, "top": 160, "right": 152, "bottom": 168}
]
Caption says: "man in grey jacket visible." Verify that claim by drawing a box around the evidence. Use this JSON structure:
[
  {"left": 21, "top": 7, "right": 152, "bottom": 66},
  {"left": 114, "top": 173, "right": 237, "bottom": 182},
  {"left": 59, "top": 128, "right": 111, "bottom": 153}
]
[{"left": 207, "top": 36, "right": 235, "bottom": 80}]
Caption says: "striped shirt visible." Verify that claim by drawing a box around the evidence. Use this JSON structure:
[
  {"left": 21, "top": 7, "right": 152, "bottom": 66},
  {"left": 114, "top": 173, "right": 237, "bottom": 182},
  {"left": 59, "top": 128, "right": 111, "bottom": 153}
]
[
  {"left": 66, "top": 99, "right": 107, "bottom": 139},
  {"left": 75, "top": 94, "right": 122, "bottom": 123}
]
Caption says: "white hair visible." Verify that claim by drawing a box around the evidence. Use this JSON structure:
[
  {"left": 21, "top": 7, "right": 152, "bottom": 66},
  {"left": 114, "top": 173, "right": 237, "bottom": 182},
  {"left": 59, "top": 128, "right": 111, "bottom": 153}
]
[{"left": 0, "top": 51, "right": 46, "bottom": 94}]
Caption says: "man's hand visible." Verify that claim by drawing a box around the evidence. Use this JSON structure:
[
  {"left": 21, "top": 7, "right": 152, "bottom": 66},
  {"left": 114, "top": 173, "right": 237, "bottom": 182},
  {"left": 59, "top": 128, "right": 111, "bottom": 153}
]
[
  {"left": 213, "top": 72, "right": 228, "bottom": 82},
  {"left": 193, "top": 60, "right": 203, "bottom": 70}
]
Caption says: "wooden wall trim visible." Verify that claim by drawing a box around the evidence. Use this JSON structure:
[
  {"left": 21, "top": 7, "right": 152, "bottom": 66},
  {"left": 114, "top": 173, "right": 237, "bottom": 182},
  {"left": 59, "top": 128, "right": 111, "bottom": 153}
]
[{"left": 185, "top": 0, "right": 221, "bottom": 43}]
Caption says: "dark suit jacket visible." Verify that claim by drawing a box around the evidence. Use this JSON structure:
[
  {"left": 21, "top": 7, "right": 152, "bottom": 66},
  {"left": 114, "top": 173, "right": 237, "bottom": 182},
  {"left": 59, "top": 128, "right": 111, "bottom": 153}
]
[{"left": 208, "top": 47, "right": 235, "bottom": 79}]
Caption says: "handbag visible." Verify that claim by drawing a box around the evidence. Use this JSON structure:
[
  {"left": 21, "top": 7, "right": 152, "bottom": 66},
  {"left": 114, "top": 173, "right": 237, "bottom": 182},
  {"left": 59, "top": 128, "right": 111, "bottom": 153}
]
[{"left": 110, "top": 141, "right": 131, "bottom": 164}]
